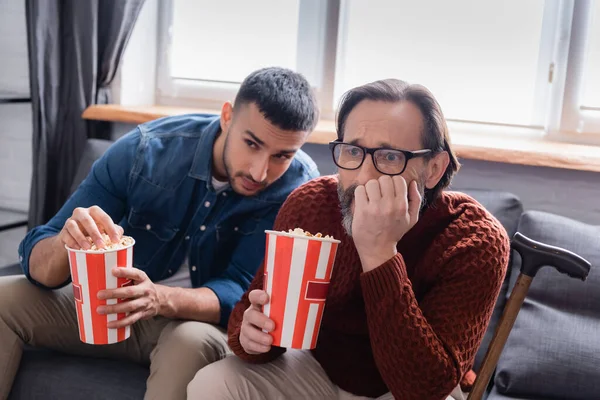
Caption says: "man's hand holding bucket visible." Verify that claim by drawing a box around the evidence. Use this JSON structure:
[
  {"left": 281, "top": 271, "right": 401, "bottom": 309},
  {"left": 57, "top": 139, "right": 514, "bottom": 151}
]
[
  {"left": 97, "top": 267, "right": 163, "bottom": 329},
  {"left": 240, "top": 289, "right": 274, "bottom": 354}
]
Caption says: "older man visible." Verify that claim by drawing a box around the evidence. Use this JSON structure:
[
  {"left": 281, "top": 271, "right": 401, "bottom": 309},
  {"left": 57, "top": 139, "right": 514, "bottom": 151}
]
[{"left": 188, "top": 79, "right": 510, "bottom": 400}]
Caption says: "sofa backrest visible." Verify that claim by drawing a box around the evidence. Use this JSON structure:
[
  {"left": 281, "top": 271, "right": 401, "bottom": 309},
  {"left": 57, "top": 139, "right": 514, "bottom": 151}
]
[
  {"left": 69, "top": 139, "right": 113, "bottom": 194},
  {"left": 493, "top": 211, "right": 600, "bottom": 399},
  {"left": 459, "top": 188, "right": 523, "bottom": 373}
]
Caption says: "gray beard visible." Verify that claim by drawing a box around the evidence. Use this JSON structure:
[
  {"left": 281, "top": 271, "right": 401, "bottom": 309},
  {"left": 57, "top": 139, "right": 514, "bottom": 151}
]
[
  {"left": 337, "top": 183, "right": 357, "bottom": 237},
  {"left": 336, "top": 177, "right": 428, "bottom": 238}
]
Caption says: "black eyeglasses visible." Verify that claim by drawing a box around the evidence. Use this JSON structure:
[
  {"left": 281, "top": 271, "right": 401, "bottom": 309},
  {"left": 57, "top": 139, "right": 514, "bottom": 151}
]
[{"left": 329, "top": 140, "right": 432, "bottom": 176}]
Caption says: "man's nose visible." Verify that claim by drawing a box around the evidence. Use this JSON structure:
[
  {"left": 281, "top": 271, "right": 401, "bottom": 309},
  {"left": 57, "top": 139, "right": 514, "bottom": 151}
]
[
  {"left": 249, "top": 157, "right": 269, "bottom": 183},
  {"left": 355, "top": 153, "right": 381, "bottom": 185}
]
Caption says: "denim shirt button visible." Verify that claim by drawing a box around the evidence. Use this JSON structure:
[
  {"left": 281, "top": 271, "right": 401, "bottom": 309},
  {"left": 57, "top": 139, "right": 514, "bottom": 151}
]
[
  {"left": 200, "top": 225, "right": 206, "bottom": 231},
  {"left": 145, "top": 224, "right": 151, "bottom": 230},
  {"left": 234, "top": 227, "right": 239, "bottom": 232},
  {"left": 168, "top": 269, "right": 172, "bottom": 274},
  {"left": 222, "top": 192, "right": 227, "bottom": 197},
  {"left": 185, "top": 236, "right": 190, "bottom": 240},
  {"left": 204, "top": 201, "right": 211, "bottom": 208},
  {"left": 191, "top": 266, "right": 197, "bottom": 272}
]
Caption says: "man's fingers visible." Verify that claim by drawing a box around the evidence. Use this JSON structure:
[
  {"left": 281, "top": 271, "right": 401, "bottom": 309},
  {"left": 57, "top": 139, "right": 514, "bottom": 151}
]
[
  {"left": 73, "top": 210, "right": 105, "bottom": 249},
  {"left": 364, "top": 179, "right": 382, "bottom": 202},
  {"left": 107, "top": 311, "right": 143, "bottom": 329},
  {"left": 111, "top": 267, "right": 146, "bottom": 282},
  {"left": 240, "top": 333, "right": 272, "bottom": 355},
  {"left": 65, "top": 219, "right": 91, "bottom": 250},
  {"left": 89, "top": 206, "right": 121, "bottom": 243},
  {"left": 407, "top": 180, "right": 422, "bottom": 222},
  {"left": 98, "top": 298, "right": 146, "bottom": 315},
  {"left": 244, "top": 307, "right": 275, "bottom": 332},
  {"left": 248, "top": 289, "right": 269, "bottom": 307},
  {"left": 378, "top": 175, "right": 395, "bottom": 199},
  {"left": 242, "top": 320, "right": 274, "bottom": 346},
  {"left": 354, "top": 185, "right": 368, "bottom": 211},
  {"left": 392, "top": 175, "right": 408, "bottom": 200},
  {"left": 62, "top": 229, "right": 82, "bottom": 251},
  {"left": 240, "top": 319, "right": 273, "bottom": 354},
  {"left": 98, "top": 284, "right": 144, "bottom": 300}
]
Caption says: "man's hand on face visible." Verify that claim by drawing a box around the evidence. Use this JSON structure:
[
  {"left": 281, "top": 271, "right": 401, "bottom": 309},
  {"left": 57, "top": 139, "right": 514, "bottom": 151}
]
[
  {"left": 97, "top": 267, "right": 163, "bottom": 329},
  {"left": 60, "top": 205, "right": 123, "bottom": 250},
  {"left": 351, "top": 175, "right": 422, "bottom": 272}
]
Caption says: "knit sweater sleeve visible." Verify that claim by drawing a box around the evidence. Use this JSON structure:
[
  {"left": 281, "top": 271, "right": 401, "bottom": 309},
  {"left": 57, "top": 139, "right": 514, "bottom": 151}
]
[
  {"left": 227, "top": 181, "right": 319, "bottom": 363},
  {"left": 360, "top": 207, "right": 510, "bottom": 400}
]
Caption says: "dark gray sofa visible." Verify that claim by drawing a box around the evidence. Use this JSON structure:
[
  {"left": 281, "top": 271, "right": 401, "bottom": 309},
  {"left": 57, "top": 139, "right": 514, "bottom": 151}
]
[
  {"left": 3, "top": 140, "right": 149, "bottom": 400},
  {"left": 2, "top": 139, "right": 598, "bottom": 399}
]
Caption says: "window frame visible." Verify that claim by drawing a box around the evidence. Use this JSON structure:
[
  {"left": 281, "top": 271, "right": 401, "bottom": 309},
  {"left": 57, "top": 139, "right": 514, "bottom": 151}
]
[
  {"left": 334, "top": 0, "right": 561, "bottom": 132},
  {"left": 154, "top": 0, "right": 600, "bottom": 144},
  {"left": 549, "top": 0, "right": 600, "bottom": 143},
  {"left": 155, "top": 0, "right": 341, "bottom": 120}
]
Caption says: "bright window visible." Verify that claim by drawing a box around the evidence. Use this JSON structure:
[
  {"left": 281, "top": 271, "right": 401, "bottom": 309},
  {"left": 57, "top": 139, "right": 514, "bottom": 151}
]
[
  {"left": 582, "top": 0, "right": 600, "bottom": 109},
  {"left": 156, "top": 0, "right": 600, "bottom": 141},
  {"left": 336, "top": 0, "right": 547, "bottom": 126},
  {"left": 170, "top": 0, "right": 300, "bottom": 83}
]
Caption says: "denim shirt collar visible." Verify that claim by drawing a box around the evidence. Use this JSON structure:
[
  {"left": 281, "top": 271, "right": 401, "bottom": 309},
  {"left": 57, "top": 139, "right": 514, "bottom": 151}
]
[{"left": 188, "top": 116, "right": 222, "bottom": 184}]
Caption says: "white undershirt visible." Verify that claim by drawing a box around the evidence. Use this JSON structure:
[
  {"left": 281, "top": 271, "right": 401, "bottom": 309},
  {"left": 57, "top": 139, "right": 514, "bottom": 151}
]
[
  {"left": 158, "top": 259, "right": 192, "bottom": 288},
  {"left": 212, "top": 176, "right": 229, "bottom": 193}
]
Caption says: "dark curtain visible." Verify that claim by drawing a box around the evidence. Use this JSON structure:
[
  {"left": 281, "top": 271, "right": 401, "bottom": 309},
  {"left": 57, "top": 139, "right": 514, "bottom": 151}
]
[{"left": 25, "top": 0, "right": 145, "bottom": 228}]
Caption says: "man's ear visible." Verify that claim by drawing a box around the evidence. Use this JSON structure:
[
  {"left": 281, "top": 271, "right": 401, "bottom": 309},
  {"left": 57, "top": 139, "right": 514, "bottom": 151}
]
[
  {"left": 220, "top": 102, "right": 234, "bottom": 134},
  {"left": 424, "top": 151, "right": 450, "bottom": 189}
]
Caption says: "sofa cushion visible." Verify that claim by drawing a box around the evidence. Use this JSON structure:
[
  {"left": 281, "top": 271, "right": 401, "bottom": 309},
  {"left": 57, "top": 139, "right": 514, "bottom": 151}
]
[
  {"left": 492, "top": 211, "right": 600, "bottom": 399},
  {"left": 459, "top": 189, "right": 523, "bottom": 372},
  {"left": 487, "top": 386, "right": 544, "bottom": 400},
  {"left": 9, "top": 349, "right": 148, "bottom": 400}
]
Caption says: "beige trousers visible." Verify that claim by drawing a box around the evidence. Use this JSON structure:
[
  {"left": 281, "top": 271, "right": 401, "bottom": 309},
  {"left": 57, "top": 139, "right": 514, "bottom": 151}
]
[
  {"left": 188, "top": 349, "right": 468, "bottom": 400},
  {"left": 0, "top": 276, "right": 230, "bottom": 400}
]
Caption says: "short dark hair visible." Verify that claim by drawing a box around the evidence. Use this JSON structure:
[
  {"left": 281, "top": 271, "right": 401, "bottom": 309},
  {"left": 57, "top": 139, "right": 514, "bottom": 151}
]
[
  {"left": 234, "top": 67, "right": 319, "bottom": 132},
  {"left": 336, "top": 79, "right": 460, "bottom": 205}
]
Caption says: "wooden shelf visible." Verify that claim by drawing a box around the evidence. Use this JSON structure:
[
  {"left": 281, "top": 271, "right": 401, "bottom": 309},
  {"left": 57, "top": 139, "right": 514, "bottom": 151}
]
[{"left": 83, "top": 104, "right": 600, "bottom": 173}]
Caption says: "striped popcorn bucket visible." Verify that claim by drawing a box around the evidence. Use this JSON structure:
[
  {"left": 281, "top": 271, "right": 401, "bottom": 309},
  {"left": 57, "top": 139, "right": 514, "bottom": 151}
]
[
  {"left": 65, "top": 240, "right": 135, "bottom": 345},
  {"left": 263, "top": 230, "right": 340, "bottom": 350}
]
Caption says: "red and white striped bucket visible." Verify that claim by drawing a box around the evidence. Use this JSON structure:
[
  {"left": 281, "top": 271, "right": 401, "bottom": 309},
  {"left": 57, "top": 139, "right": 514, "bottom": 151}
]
[
  {"left": 263, "top": 230, "right": 340, "bottom": 350},
  {"left": 65, "top": 240, "right": 135, "bottom": 345}
]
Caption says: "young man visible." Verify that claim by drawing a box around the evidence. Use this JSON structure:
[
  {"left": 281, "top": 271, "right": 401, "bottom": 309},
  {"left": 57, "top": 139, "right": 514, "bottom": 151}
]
[
  {"left": 0, "top": 67, "right": 320, "bottom": 400},
  {"left": 187, "top": 80, "right": 511, "bottom": 400}
]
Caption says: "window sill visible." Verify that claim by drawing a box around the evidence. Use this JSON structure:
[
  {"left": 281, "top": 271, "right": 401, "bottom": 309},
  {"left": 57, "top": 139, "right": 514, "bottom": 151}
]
[{"left": 83, "top": 104, "right": 600, "bottom": 173}]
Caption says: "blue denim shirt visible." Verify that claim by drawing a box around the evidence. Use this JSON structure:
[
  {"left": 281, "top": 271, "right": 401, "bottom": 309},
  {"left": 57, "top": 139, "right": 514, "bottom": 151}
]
[{"left": 18, "top": 114, "right": 319, "bottom": 326}]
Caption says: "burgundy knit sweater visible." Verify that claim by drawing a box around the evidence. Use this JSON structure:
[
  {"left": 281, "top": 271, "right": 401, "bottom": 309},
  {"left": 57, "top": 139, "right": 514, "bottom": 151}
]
[{"left": 228, "top": 176, "right": 510, "bottom": 400}]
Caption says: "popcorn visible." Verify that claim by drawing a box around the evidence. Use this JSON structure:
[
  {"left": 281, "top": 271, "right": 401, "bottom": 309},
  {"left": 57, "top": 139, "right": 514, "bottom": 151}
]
[
  {"left": 82, "top": 234, "right": 134, "bottom": 251},
  {"left": 287, "top": 228, "right": 333, "bottom": 240}
]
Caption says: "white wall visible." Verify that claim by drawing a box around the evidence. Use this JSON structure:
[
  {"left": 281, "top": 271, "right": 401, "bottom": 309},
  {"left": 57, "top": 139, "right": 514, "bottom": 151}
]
[
  {"left": 0, "top": 0, "right": 30, "bottom": 98},
  {"left": 0, "top": 0, "right": 33, "bottom": 213}
]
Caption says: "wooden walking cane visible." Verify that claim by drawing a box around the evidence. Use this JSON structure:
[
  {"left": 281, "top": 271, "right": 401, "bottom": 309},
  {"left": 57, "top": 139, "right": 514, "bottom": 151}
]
[{"left": 467, "top": 232, "right": 592, "bottom": 400}]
